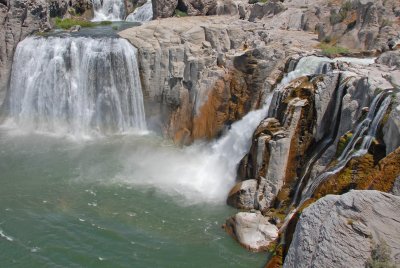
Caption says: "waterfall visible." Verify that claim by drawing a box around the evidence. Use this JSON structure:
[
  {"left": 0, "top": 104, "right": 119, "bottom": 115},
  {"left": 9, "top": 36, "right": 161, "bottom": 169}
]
[
  {"left": 7, "top": 36, "right": 146, "bottom": 138},
  {"left": 92, "top": 0, "right": 125, "bottom": 21},
  {"left": 126, "top": 0, "right": 153, "bottom": 22},
  {"left": 299, "top": 92, "right": 392, "bottom": 203}
]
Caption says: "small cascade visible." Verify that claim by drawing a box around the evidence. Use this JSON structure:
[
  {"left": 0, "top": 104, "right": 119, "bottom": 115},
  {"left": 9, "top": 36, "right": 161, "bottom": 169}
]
[
  {"left": 7, "top": 36, "right": 146, "bottom": 138},
  {"left": 126, "top": 0, "right": 153, "bottom": 22},
  {"left": 291, "top": 77, "right": 349, "bottom": 206},
  {"left": 269, "top": 56, "right": 331, "bottom": 118},
  {"left": 299, "top": 92, "right": 392, "bottom": 203},
  {"left": 92, "top": 0, "right": 125, "bottom": 21}
]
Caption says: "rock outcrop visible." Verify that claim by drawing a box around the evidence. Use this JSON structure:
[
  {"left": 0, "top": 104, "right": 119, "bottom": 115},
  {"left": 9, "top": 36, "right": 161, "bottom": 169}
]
[
  {"left": 224, "top": 211, "right": 278, "bottom": 252},
  {"left": 284, "top": 190, "right": 400, "bottom": 268},
  {"left": 383, "top": 93, "right": 400, "bottom": 154},
  {"left": 0, "top": 0, "right": 50, "bottom": 107},
  {"left": 151, "top": 0, "right": 177, "bottom": 18},
  {"left": 119, "top": 16, "right": 319, "bottom": 143}
]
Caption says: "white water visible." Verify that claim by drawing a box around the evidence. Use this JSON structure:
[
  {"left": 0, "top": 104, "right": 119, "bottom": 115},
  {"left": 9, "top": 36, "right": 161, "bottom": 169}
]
[
  {"left": 7, "top": 36, "right": 146, "bottom": 139},
  {"left": 114, "top": 96, "right": 273, "bottom": 204},
  {"left": 300, "top": 92, "right": 392, "bottom": 203},
  {"left": 92, "top": 0, "right": 125, "bottom": 21},
  {"left": 126, "top": 0, "right": 153, "bottom": 22}
]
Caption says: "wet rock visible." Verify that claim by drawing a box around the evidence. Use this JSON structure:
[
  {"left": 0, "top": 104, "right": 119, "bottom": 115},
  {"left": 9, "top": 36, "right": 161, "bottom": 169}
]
[
  {"left": 284, "top": 190, "right": 400, "bottom": 267},
  {"left": 383, "top": 93, "right": 400, "bottom": 155},
  {"left": 225, "top": 211, "right": 278, "bottom": 252},
  {"left": 227, "top": 179, "right": 257, "bottom": 210}
]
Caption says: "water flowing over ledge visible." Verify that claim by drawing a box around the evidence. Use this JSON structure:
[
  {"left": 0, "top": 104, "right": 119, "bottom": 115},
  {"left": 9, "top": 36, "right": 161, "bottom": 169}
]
[
  {"left": 92, "top": 0, "right": 126, "bottom": 21},
  {"left": 126, "top": 0, "right": 153, "bottom": 22},
  {"left": 7, "top": 36, "right": 146, "bottom": 139}
]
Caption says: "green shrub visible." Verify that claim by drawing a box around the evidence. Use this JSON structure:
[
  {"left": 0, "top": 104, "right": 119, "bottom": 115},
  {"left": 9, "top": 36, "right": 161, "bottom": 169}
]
[
  {"left": 55, "top": 18, "right": 96, "bottom": 29},
  {"left": 318, "top": 43, "right": 349, "bottom": 55},
  {"left": 174, "top": 9, "right": 188, "bottom": 17}
]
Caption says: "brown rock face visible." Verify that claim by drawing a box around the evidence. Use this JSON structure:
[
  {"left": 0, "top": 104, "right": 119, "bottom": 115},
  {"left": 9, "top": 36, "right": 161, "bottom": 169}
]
[
  {"left": 152, "top": 0, "right": 178, "bottom": 18},
  {"left": 0, "top": 0, "right": 50, "bottom": 107},
  {"left": 315, "top": 147, "right": 400, "bottom": 198}
]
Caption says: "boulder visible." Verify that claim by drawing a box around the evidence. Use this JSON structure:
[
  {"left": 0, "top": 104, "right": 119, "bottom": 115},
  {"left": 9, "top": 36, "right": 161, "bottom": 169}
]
[
  {"left": 225, "top": 211, "right": 278, "bottom": 252},
  {"left": 177, "top": 0, "right": 217, "bottom": 16},
  {"left": 152, "top": 0, "right": 178, "bottom": 18},
  {"left": 227, "top": 179, "right": 257, "bottom": 209},
  {"left": 284, "top": 190, "right": 400, "bottom": 267}
]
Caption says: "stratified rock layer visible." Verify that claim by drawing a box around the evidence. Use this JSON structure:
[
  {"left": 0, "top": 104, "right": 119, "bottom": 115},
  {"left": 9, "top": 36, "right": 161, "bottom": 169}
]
[{"left": 284, "top": 190, "right": 400, "bottom": 268}]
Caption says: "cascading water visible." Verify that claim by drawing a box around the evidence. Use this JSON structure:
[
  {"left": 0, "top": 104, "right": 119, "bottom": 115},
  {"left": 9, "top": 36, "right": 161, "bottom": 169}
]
[
  {"left": 92, "top": 0, "right": 125, "bottom": 21},
  {"left": 7, "top": 36, "right": 146, "bottom": 138},
  {"left": 299, "top": 91, "right": 392, "bottom": 203},
  {"left": 126, "top": 0, "right": 153, "bottom": 22}
]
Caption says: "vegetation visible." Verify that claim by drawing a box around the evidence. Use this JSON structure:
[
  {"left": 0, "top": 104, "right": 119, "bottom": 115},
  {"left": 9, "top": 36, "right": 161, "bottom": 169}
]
[
  {"left": 336, "top": 132, "right": 353, "bottom": 157},
  {"left": 174, "top": 9, "right": 188, "bottom": 17},
  {"left": 318, "top": 43, "right": 349, "bottom": 56},
  {"left": 366, "top": 240, "right": 396, "bottom": 268},
  {"left": 54, "top": 18, "right": 112, "bottom": 30}
]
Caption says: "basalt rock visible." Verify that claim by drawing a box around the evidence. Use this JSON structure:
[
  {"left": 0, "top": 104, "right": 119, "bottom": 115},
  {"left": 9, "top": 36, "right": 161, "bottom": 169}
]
[
  {"left": 119, "top": 16, "right": 319, "bottom": 143},
  {"left": 224, "top": 211, "right": 278, "bottom": 252},
  {"left": 0, "top": 0, "right": 50, "bottom": 108},
  {"left": 284, "top": 190, "right": 400, "bottom": 268},
  {"left": 152, "top": 0, "right": 177, "bottom": 18}
]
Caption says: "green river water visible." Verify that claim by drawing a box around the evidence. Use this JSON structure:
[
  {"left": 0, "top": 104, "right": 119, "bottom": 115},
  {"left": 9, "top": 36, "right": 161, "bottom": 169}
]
[{"left": 0, "top": 129, "right": 266, "bottom": 267}]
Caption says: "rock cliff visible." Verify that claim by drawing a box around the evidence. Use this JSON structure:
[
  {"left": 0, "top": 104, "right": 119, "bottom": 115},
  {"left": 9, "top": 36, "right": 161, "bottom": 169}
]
[
  {"left": 284, "top": 190, "right": 400, "bottom": 268},
  {"left": 0, "top": 0, "right": 49, "bottom": 107}
]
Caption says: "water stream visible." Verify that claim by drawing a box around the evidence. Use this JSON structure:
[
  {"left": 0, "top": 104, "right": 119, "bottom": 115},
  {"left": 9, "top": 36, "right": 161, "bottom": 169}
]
[{"left": 92, "top": 0, "right": 126, "bottom": 21}]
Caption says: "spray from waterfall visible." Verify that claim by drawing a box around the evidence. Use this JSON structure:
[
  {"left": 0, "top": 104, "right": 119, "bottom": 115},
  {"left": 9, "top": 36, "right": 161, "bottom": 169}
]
[
  {"left": 126, "top": 0, "right": 153, "bottom": 22},
  {"left": 92, "top": 0, "right": 125, "bottom": 21},
  {"left": 7, "top": 36, "right": 146, "bottom": 138}
]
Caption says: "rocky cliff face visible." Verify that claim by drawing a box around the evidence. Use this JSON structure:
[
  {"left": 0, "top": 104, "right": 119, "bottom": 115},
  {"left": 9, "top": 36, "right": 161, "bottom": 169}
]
[
  {"left": 0, "top": 0, "right": 50, "bottom": 107},
  {"left": 119, "top": 16, "right": 319, "bottom": 143},
  {"left": 284, "top": 190, "right": 400, "bottom": 268}
]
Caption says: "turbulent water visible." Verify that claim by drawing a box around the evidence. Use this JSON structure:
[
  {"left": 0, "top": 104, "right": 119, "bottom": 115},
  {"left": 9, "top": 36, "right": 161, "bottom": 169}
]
[
  {"left": 0, "top": 29, "right": 271, "bottom": 265},
  {"left": 126, "top": 0, "right": 153, "bottom": 22},
  {"left": 0, "top": 131, "right": 267, "bottom": 267},
  {"left": 7, "top": 36, "right": 146, "bottom": 138},
  {"left": 92, "top": 0, "right": 126, "bottom": 21}
]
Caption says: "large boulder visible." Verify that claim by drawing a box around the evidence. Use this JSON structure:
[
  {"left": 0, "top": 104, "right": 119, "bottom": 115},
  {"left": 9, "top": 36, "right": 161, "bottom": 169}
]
[
  {"left": 0, "top": 0, "right": 50, "bottom": 107},
  {"left": 227, "top": 179, "right": 257, "bottom": 209},
  {"left": 152, "top": 0, "right": 178, "bottom": 18},
  {"left": 284, "top": 190, "right": 400, "bottom": 267},
  {"left": 224, "top": 211, "right": 278, "bottom": 252}
]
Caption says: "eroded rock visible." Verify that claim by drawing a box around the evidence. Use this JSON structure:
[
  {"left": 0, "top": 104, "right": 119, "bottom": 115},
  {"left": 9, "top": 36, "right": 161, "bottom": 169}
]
[
  {"left": 225, "top": 211, "right": 278, "bottom": 252},
  {"left": 284, "top": 190, "right": 400, "bottom": 267}
]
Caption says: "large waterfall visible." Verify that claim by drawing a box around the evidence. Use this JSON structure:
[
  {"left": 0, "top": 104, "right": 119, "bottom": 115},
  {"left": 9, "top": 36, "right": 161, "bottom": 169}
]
[
  {"left": 92, "top": 0, "right": 125, "bottom": 21},
  {"left": 7, "top": 36, "right": 146, "bottom": 138}
]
